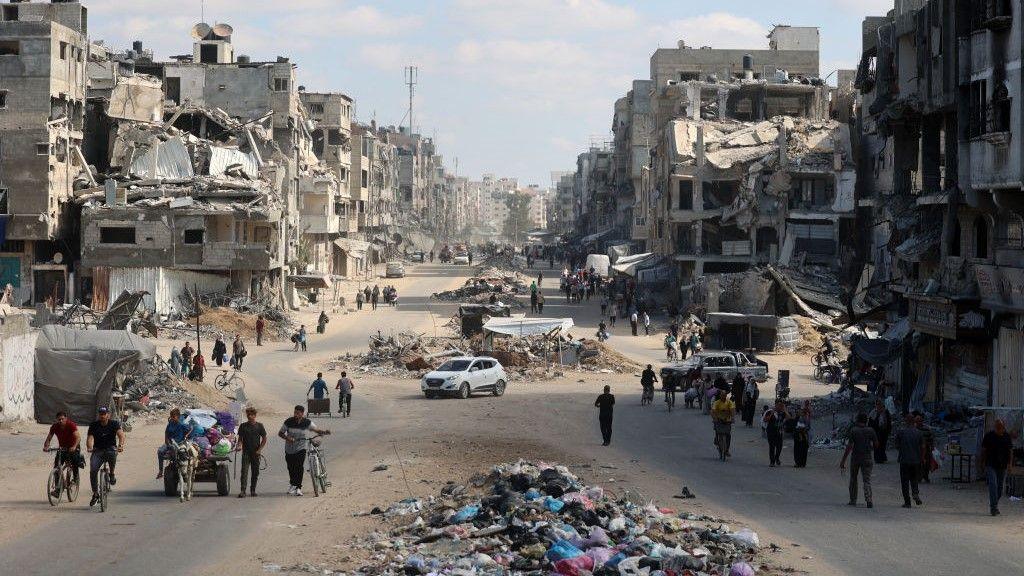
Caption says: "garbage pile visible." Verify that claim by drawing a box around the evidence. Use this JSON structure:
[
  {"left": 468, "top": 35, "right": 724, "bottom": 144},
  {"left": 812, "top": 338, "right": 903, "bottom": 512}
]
[
  {"left": 433, "top": 271, "right": 528, "bottom": 305},
  {"left": 346, "top": 461, "right": 768, "bottom": 576},
  {"left": 478, "top": 250, "right": 525, "bottom": 272}
]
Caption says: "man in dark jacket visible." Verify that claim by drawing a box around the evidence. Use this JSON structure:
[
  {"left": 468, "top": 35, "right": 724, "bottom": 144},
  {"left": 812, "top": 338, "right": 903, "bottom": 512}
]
[
  {"left": 212, "top": 336, "right": 227, "bottom": 367},
  {"left": 594, "top": 386, "right": 615, "bottom": 446}
]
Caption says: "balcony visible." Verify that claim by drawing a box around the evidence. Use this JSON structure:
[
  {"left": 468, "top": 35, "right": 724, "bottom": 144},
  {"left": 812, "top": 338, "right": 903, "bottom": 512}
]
[
  {"left": 202, "top": 242, "right": 278, "bottom": 270},
  {"left": 301, "top": 214, "right": 340, "bottom": 234}
]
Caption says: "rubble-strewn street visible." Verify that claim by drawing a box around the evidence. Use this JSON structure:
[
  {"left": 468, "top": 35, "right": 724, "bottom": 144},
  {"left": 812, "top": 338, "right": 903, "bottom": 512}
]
[{"left": 2, "top": 2, "right": 1024, "bottom": 576}]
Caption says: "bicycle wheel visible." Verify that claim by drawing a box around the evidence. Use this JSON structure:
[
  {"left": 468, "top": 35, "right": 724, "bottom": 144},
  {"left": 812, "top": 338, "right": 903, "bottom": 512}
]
[
  {"left": 66, "top": 467, "right": 80, "bottom": 502},
  {"left": 316, "top": 453, "right": 329, "bottom": 495},
  {"left": 308, "top": 453, "right": 321, "bottom": 497},
  {"left": 98, "top": 468, "right": 108, "bottom": 512},
  {"left": 47, "top": 468, "right": 62, "bottom": 506},
  {"left": 214, "top": 373, "right": 228, "bottom": 390}
]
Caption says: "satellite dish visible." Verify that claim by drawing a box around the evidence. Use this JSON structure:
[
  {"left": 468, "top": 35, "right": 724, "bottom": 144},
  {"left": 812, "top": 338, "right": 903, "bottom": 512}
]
[
  {"left": 212, "top": 23, "right": 233, "bottom": 38},
  {"left": 191, "top": 22, "right": 212, "bottom": 40},
  {"left": 53, "top": 252, "right": 63, "bottom": 264}
]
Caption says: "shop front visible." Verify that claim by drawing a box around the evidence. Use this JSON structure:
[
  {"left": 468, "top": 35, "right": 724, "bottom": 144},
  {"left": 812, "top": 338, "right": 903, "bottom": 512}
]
[{"left": 908, "top": 294, "right": 992, "bottom": 408}]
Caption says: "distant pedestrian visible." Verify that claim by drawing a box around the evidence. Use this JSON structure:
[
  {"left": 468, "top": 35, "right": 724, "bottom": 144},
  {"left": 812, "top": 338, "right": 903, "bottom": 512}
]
[
  {"left": 629, "top": 311, "right": 638, "bottom": 336},
  {"left": 981, "top": 418, "right": 1014, "bottom": 516},
  {"left": 731, "top": 372, "right": 745, "bottom": 407},
  {"left": 741, "top": 377, "right": 759, "bottom": 427},
  {"left": 763, "top": 400, "right": 787, "bottom": 466},
  {"left": 680, "top": 334, "right": 690, "bottom": 359},
  {"left": 212, "top": 335, "right": 227, "bottom": 367},
  {"left": 868, "top": 399, "right": 892, "bottom": 464},
  {"left": 278, "top": 405, "right": 330, "bottom": 497},
  {"left": 363, "top": 286, "right": 371, "bottom": 305},
  {"left": 356, "top": 290, "right": 364, "bottom": 310},
  {"left": 792, "top": 401, "right": 811, "bottom": 467},
  {"left": 255, "top": 315, "right": 265, "bottom": 346},
  {"left": 594, "top": 385, "right": 615, "bottom": 446},
  {"left": 914, "top": 413, "right": 936, "bottom": 483},
  {"left": 536, "top": 292, "right": 545, "bottom": 314},
  {"left": 232, "top": 334, "right": 247, "bottom": 370},
  {"left": 180, "top": 341, "right": 194, "bottom": 378},
  {"left": 609, "top": 303, "right": 617, "bottom": 327},
  {"left": 600, "top": 295, "right": 608, "bottom": 317},
  {"left": 169, "top": 346, "right": 183, "bottom": 377},
  {"left": 840, "top": 412, "right": 877, "bottom": 508},
  {"left": 336, "top": 371, "right": 354, "bottom": 417},
  {"left": 371, "top": 285, "right": 380, "bottom": 310},
  {"left": 642, "top": 311, "right": 650, "bottom": 335},
  {"left": 237, "top": 407, "right": 267, "bottom": 498},
  {"left": 190, "top": 351, "right": 205, "bottom": 382},
  {"left": 317, "top": 310, "right": 329, "bottom": 334},
  {"left": 295, "top": 325, "right": 307, "bottom": 352},
  {"left": 689, "top": 331, "right": 701, "bottom": 354},
  {"left": 538, "top": 272, "right": 543, "bottom": 287},
  {"left": 468, "top": 252, "right": 473, "bottom": 266},
  {"left": 894, "top": 413, "right": 925, "bottom": 508},
  {"left": 669, "top": 321, "right": 679, "bottom": 339}
]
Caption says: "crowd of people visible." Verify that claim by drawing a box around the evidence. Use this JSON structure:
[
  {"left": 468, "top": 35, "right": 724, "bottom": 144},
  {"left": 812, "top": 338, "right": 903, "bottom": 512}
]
[{"left": 354, "top": 284, "right": 399, "bottom": 310}]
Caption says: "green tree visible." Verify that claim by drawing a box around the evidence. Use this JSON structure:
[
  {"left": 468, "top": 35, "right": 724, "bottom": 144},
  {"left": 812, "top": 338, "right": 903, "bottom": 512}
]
[{"left": 502, "top": 191, "right": 532, "bottom": 243}]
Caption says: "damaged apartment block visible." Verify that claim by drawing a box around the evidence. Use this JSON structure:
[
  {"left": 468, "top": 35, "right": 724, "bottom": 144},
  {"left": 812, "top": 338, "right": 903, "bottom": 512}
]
[{"left": 0, "top": 0, "right": 89, "bottom": 306}]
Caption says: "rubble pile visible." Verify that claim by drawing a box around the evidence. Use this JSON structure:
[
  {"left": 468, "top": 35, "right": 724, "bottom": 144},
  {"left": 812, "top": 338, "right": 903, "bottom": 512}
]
[
  {"left": 329, "top": 332, "right": 469, "bottom": 377},
  {"left": 160, "top": 291, "right": 294, "bottom": 341},
  {"left": 346, "top": 461, "right": 768, "bottom": 576},
  {"left": 433, "top": 271, "right": 528, "bottom": 304},
  {"left": 577, "top": 340, "right": 644, "bottom": 374},
  {"left": 477, "top": 250, "right": 525, "bottom": 272},
  {"left": 119, "top": 358, "right": 228, "bottom": 422}
]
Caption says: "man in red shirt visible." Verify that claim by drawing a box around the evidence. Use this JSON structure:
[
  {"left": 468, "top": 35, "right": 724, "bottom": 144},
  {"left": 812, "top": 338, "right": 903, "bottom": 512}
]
[{"left": 43, "top": 411, "right": 82, "bottom": 486}]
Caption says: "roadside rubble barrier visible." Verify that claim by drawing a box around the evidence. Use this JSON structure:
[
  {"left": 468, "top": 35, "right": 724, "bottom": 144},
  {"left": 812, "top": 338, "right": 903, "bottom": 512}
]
[{"left": 348, "top": 461, "right": 770, "bottom": 575}]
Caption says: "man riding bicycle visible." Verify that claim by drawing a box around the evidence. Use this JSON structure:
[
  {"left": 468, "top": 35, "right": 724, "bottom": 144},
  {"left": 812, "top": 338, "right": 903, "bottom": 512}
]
[
  {"left": 662, "top": 372, "right": 678, "bottom": 408},
  {"left": 87, "top": 407, "right": 125, "bottom": 507},
  {"left": 640, "top": 364, "right": 658, "bottom": 404},
  {"left": 710, "top": 390, "right": 736, "bottom": 458},
  {"left": 43, "top": 411, "right": 82, "bottom": 493}
]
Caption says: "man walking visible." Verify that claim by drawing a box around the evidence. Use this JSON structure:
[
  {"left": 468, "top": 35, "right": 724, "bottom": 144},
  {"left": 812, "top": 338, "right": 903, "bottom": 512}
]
[
  {"left": 371, "top": 285, "right": 380, "bottom": 310},
  {"left": 894, "top": 413, "right": 925, "bottom": 508},
  {"left": 278, "top": 405, "right": 330, "bottom": 496},
  {"left": 255, "top": 315, "right": 265, "bottom": 346},
  {"left": 868, "top": 399, "right": 892, "bottom": 464},
  {"left": 980, "top": 418, "right": 1014, "bottom": 516},
  {"left": 180, "top": 341, "right": 194, "bottom": 378},
  {"left": 232, "top": 334, "right": 246, "bottom": 370},
  {"left": 336, "top": 371, "right": 355, "bottom": 417},
  {"left": 237, "top": 407, "right": 266, "bottom": 498},
  {"left": 642, "top": 311, "right": 651, "bottom": 335},
  {"left": 594, "top": 385, "right": 615, "bottom": 446},
  {"left": 763, "top": 400, "right": 787, "bottom": 466},
  {"left": 356, "top": 290, "right": 364, "bottom": 310},
  {"left": 629, "top": 311, "right": 638, "bottom": 336},
  {"left": 840, "top": 412, "right": 878, "bottom": 508},
  {"left": 212, "top": 335, "right": 227, "bottom": 367}
]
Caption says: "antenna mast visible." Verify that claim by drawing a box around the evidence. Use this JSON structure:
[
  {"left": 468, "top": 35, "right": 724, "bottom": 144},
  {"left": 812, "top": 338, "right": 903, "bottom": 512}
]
[{"left": 404, "top": 65, "right": 418, "bottom": 136}]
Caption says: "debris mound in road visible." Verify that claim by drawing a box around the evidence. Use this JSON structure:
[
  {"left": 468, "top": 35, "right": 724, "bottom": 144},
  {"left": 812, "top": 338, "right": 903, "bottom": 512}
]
[
  {"left": 328, "top": 332, "right": 470, "bottom": 377},
  {"left": 577, "top": 339, "right": 644, "bottom": 373},
  {"left": 432, "top": 269, "right": 528, "bottom": 305},
  {"left": 346, "top": 460, "right": 769, "bottom": 575}
]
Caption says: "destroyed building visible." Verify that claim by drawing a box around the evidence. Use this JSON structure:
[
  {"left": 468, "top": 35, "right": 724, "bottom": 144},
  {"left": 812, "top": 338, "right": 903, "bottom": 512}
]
[
  {"left": 854, "top": 0, "right": 1024, "bottom": 410},
  {"left": 0, "top": 0, "right": 90, "bottom": 305}
]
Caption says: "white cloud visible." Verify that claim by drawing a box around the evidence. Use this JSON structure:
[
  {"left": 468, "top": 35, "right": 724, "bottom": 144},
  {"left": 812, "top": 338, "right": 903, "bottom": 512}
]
[
  {"left": 453, "top": 0, "right": 640, "bottom": 36},
  {"left": 649, "top": 13, "right": 768, "bottom": 51},
  {"left": 828, "top": 0, "right": 894, "bottom": 14}
]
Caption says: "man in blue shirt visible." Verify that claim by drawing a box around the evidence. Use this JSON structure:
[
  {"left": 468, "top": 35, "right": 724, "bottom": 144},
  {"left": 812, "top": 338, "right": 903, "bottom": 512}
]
[
  {"left": 308, "top": 372, "right": 329, "bottom": 400},
  {"left": 156, "top": 408, "right": 193, "bottom": 479}
]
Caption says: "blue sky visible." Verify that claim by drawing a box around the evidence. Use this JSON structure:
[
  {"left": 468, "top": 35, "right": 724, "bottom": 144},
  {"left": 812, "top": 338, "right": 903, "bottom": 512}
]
[{"left": 87, "top": 0, "right": 893, "bottom": 187}]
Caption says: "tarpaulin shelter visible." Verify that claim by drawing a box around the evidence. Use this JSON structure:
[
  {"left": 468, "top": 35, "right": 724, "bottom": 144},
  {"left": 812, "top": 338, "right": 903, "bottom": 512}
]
[
  {"left": 610, "top": 252, "right": 657, "bottom": 277},
  {"left": 34, "top": 326, "right": 156, "bottom": 424},
  {"left": 482, "top": 317, "right": 574, "bottom": 337},
  {"left": 849, "top": 318, "right": 912, "bottom": 367},
  {"left": 458, "top": 304, "right": 512, "bottom": 337}
]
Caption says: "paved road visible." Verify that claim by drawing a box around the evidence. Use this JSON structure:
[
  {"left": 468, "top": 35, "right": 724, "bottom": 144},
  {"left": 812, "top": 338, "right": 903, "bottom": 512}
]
[{"left": 1, "top": 260, "right": 1019, "bottom": 576}]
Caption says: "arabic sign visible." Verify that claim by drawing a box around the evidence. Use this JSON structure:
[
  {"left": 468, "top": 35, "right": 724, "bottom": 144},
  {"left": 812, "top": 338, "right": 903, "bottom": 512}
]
[
  {"left": 975, "top": 265, "right": 1024, "bottom": 310},
  {"left": 909, "top": 295, "right": 990, "bottom": 340}
]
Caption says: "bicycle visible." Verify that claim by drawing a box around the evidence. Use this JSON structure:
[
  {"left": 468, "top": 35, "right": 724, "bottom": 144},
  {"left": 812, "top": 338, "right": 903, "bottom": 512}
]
[
  {"left": 307, "top": 433, "right": 331, "bottom": 497},
  {"left": 91, "top": 449, "right": 115, "bottom": 512},
  {"left": 640, "top": 386, "right": 654, "bottom": 406},
  {"left": 45, "top": 448, "right": 80, "bottom": 506},
  {"left": 663, "top": 388, "right": 676, "bottom": 412},
  {"left": 713, "top": 420, "right": 732, "bottom": 461},
  {"left": 214, "top": 369, "right": 245, "bottom": 392}
]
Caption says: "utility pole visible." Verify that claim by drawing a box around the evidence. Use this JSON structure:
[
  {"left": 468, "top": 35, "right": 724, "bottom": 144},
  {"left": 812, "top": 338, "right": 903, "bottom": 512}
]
[{"left": 404, "top": 66, "right": 418, "bottom": 136}]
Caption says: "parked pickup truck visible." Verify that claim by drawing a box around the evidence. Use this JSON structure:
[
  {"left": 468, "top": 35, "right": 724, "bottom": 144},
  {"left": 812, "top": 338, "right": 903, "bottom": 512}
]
[{"left": 660, "top": 350, "right": 769, "bottom": 383}]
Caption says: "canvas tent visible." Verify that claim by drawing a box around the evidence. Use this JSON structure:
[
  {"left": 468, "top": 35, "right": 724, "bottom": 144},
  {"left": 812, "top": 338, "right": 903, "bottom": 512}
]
[
  {"left": 482, "top": 317, "right": 574, "bottom": 338},
  {"left": 34, "top": 326, "right": 157, "bottom": 424}
]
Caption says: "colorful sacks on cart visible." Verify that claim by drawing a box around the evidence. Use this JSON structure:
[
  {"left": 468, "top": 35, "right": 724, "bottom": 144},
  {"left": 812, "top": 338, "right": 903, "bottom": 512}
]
[
  {"left": 213, "top": 439, "right": 231, "bottom": 456},
  {"left": 214, "top": 411, "right": 237, "bottom": 433},
  {"left": 206, "top": 427, "right": 222, "bottom": 445},
  {"left": 193, "top": 435, "right": 212, "bottom": 459}
]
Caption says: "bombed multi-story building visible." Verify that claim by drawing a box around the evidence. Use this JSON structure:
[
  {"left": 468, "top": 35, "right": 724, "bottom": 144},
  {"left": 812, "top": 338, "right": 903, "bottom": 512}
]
[{"left": 0, "top": 0, "right": 89, "bottom": 305}]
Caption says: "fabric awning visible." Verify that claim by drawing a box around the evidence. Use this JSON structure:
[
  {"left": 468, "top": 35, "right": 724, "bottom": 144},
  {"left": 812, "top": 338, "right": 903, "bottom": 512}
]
[
  {"left": 287, "top": 274, "right": 331, "bottom": 289},
  {"left": 483, "top": 317, "right": 574, "bottom": 337},
  {"left": 611, "top": 252, "right": 656, "bottom": 276},
  {"left": 850, "top": 318, "right": 912, "bottom": 366},
  {"left": 334, "top": 237, "right": 371, "bottom": 259}
]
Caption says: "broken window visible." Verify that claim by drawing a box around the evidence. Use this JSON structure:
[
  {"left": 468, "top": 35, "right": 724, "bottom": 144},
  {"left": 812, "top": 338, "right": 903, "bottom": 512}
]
[
  {"left": 679, "top": 72, "right": 699, "bottom": 81},
  {"left": 974, "top": 215, "right": 989, "bottom": 259},
  {"left": 273, "top": 78, "right": 289, "bottom": 92},
  {"left": 790, "top": 177, "right": 833, "bottom": 209},
  {"left": 199, "top": 44, "right": 218, "bottom": 64},
  {"left": 100, "top": 227, "right": 136, "bottom": 244},
  {"left": 701, "top": 181, "right": 738, "bottom": 209},
  {"left": 183, "top": 229, "right": 205, "bottom": 245},
  {"left": 327, "top": 129, "right": 344, "bottom": 145},
  {"left": 988, "top": 83, "right": 1011, "bottom": 133},
  {"left": 165, "top": 77, "right": 181, "bottom": 104},
  {"left": 308, "top": 102, "right": 324, "bottom": 115},
  {"left": 0, "top": 90, "right": 7, "bottom": 108},
  {"left": 968, "top": 80, "right": 988, "bottom": 137},
  {"left": 0, "top": 40, "right": 20, "bottom": 56},
  {"left": 1, "top": 5, "right": 17, "bottom": 21},
  {"left": 361, "top": 169, "right": 368, "bottom": 188},
  {"left": 677, "top": 180, "right": 694, "bottom": 210},
  {"left": 36, "top": 143, "right": 50, "bottom": 156},
  {"left": 59, "top": 42, "right": 68, "bottom": 60}
]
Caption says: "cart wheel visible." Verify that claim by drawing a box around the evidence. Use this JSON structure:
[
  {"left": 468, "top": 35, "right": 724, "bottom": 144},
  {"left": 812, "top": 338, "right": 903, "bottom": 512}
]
[
  {"left": 164, "top": 467, "right": 178, "bottom": 497},
  {"left": 215, "top": 464, "right": 230, "bottom": 496}
]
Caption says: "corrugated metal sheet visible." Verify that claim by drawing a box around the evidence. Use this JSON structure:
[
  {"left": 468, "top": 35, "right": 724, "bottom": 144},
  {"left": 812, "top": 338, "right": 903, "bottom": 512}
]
[
  {"left": 208, "top": 147, "right": 260, "bottom": 179},
  {"left": 91, "top": 267, "right": 111, "bottom": 312},
  {"left": 129, "top": 137, "right": 195, "bottom": 180},
  {"left": 997, "top": 327, "right": 1024, "bottom": 407},
  {"left": 109, "top": 267, "right": 228, "bottom": 315}
]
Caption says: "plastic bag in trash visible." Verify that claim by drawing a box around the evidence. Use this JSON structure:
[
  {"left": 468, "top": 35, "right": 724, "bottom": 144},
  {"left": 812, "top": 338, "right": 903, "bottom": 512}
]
[
  {"left": 554, "top": 555, "right": 595, "bottom": 576},
  {"left": 546, "top": 540, "right": 584, "bottom": 562},
  {"left": 583, "top": 526, "right": 610, "bottom": 548},
  {"left": 544, "top": 496, "right": 566, "bottom": 512},
  {"left": 663, "top": 548, "right": 705, "bottom": 572},
  {"left": 726, "top": 528, "right": 760, "bottom": 550},
  {"left": 616, "top": 556, "right": 650, "bottom": 576},
  {"left": 450, "top": 504, "right": 480, "bottom": 523},
  {"left": 730, "top": 561, "right": 756, "bottom": 576},
  {"left": 608, "top": 517, "right": 627, "bottom": 532},
  {"left": 585, "top": 546, "right": 617, "bottom": 567},
  {"left": 213, "top": 438, "right": 231, "bottom": 456}
]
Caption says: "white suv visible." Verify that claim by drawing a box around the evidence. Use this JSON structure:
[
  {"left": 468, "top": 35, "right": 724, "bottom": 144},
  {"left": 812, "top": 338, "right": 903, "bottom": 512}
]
[{"left": 421, "top": 356, "right": 508, "bottom": 399}]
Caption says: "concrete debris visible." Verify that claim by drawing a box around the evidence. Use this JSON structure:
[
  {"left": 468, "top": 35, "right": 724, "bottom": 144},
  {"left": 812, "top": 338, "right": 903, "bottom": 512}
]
[
  {"left": 432, "top": 268, "right": 528, "bottom": 306},
  {"left": 341, "top": 461, "right": 774, "bottom": 576}
]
